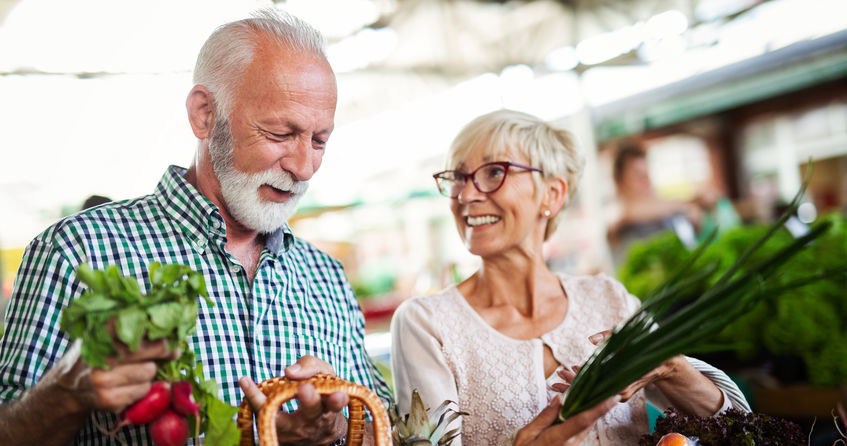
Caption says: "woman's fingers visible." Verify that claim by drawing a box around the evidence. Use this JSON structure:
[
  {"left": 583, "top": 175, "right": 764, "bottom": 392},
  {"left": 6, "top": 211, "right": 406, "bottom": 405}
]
[
  {"left": 588, "top": 330, "right": 611, "bottom": 345},
  {"left": 513, "top": 396, "right": 563, "bottom": 445},
  {"left": 552, "top": 396, "right": 620, "bottom": 444},
  {"left": 550, "top": 383, "right": 569, "bottom": 393}
]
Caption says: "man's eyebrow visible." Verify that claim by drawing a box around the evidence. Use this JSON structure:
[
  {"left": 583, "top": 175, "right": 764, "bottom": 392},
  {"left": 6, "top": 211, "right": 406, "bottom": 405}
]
[{"left": 260, "top": 120, "right": 333, "bottom": 135}]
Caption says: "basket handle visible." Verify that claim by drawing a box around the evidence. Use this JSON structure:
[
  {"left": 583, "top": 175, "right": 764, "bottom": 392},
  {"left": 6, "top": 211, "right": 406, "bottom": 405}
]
[{"left": 236, "top": 374, "right": 391, "bottom": 446}]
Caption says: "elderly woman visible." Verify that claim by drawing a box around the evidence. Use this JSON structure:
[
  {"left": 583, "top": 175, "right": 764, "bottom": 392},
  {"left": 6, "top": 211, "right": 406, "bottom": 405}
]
[{"left": 390, "top": 110, "right": 749, "bottom": 446}]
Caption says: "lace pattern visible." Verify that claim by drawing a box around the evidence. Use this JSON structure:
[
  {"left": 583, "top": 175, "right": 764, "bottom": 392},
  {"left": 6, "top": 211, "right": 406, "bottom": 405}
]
[{"left": 419, "top": 274, "right": 649, "bottom": 446}]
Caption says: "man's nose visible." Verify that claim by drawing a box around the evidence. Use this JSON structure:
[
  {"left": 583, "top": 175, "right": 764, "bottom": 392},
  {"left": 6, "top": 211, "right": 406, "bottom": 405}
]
[{"left": 283, "top": 137, "right": 320, "bottom": 181}]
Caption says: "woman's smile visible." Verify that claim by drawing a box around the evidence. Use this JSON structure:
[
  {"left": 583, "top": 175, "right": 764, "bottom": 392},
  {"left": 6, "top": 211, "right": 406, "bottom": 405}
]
[{"left": 465, "top": 214, "right": 502, "bottom": 227}]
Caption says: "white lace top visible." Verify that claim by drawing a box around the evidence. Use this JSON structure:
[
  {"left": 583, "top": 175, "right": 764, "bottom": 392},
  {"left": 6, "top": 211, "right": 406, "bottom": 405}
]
[{"left": 390, "top": 273, "right": 747, "bottom": 446}]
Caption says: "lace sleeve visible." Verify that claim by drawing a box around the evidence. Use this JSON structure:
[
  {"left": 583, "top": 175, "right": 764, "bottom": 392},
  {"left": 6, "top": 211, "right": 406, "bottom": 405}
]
[{"left": 389, "top": 299, "right": 462, "bottom": 444}]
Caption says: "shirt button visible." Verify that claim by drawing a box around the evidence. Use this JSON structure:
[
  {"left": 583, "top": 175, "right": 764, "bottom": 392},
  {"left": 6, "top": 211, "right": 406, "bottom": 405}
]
[{"left": 230, "top": 264, "right": 242, "bottom": 274}]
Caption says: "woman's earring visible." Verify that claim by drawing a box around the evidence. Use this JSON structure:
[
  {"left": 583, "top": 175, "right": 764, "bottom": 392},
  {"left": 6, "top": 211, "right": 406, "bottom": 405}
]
[{"left": 543, "top": 210, "right": 551, "bottom": 217}]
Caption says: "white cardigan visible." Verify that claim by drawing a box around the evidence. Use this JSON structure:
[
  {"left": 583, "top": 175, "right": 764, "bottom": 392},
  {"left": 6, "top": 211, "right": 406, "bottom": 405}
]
[{"left": 390, "top": 273, "right": 749, "bottom": 446}]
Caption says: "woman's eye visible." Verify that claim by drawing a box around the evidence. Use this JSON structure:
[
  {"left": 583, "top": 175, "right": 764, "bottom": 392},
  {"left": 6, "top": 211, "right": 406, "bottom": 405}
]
[{"left": 485, "top": 167, "right": 505, "bottom": 179}]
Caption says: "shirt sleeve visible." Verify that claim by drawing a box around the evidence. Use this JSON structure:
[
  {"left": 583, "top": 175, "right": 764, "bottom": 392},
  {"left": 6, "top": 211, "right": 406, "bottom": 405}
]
[
  {"left": 390, "top": 298, "right": 462, "bottom": 446},
  {"left": 0, "top": 235, "right": 83, "bottom": 402}
]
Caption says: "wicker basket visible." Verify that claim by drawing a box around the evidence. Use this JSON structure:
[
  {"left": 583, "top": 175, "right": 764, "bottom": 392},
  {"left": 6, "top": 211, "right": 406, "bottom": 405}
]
[{"left": 236, "top": 374, "right": 391, "bottom": 446}]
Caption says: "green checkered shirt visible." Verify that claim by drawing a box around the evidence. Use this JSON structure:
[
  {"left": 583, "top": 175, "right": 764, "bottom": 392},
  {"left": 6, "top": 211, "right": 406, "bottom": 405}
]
[{"left": 0, "top": 165, "right": 393, "bottom": 445}]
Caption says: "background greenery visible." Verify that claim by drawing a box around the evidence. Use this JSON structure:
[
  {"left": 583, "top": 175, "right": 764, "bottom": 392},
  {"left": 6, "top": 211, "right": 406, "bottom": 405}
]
[{"left": 618, "top": 213, "right": 847, "bottom": 386}]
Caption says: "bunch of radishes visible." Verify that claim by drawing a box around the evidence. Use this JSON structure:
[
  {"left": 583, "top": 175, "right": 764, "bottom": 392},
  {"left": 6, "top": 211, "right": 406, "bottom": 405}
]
[
  {"left": 63, "top": 263, "right": 240, "bottom": 445},
  {"left": 114, "top": 380, "right": 201, "bottom": 446}
]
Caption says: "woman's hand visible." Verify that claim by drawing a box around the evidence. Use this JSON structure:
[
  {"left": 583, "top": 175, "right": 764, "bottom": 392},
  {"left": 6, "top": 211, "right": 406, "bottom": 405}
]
[
  {"left": 555, "top": 330, "right": 725, "bottom": 416},
  {"left": 513, "top": 395, "right": 619, "bottom": 446},
  {"left": 553, "top": 330, "right": 681, "bottom": 402}
]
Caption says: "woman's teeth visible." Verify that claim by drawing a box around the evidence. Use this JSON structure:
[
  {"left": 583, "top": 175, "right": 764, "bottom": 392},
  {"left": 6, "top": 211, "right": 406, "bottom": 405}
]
[{"left": 466, "top": 215, "right": 501, "bottom": 227}]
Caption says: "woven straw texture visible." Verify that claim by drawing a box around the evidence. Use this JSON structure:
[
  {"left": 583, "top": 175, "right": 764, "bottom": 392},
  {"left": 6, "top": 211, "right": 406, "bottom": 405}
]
[{"left": 237, "top": 374, "right": 391, "bottom": 446}]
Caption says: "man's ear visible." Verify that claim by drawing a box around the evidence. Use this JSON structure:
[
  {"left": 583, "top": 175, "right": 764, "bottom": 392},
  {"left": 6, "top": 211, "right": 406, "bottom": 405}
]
[
  {"left": 542, "top": 176, "right": 568, "bottom": 216},
  {"left": 186, "top": 85, "right": 216, "bottom": 140}
]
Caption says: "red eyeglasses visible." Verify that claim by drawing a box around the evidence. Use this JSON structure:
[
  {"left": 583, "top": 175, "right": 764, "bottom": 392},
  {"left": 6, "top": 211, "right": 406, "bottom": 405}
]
[{"left": 432, "top": 161, "right": 543, "bottom": 198}]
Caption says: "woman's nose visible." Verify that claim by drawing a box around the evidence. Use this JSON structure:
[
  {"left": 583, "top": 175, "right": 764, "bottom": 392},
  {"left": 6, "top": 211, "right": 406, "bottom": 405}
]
[{"left": 457, "top": 179, "right": 484, "bottom": 203}]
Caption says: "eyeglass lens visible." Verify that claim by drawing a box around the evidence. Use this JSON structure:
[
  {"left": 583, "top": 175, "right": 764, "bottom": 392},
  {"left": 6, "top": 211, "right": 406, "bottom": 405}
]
[{"left": 438, "top": 164, "right": 507, "bottom": 197}]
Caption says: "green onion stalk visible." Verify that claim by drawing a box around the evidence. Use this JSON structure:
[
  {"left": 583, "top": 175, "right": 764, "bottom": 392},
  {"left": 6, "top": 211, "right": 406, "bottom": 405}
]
[{"left": 558, "top": 175, "right": 847, "bottom": 421}]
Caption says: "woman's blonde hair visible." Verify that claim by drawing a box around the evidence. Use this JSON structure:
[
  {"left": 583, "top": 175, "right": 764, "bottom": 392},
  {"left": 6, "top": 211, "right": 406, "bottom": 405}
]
[{"left": 446, "top": 109, "right": 585, "bottom": 240}]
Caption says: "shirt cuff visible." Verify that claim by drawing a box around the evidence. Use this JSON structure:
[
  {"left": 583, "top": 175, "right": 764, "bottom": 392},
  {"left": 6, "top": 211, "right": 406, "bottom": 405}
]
[{"left": 712, "top": 388, "right": 733, "bottom": 416}]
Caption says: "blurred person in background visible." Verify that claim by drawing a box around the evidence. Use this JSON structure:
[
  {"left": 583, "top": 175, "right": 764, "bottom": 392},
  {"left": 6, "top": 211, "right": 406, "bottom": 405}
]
[
  {"left": 0, "top": 9, "right": 391, "bottom": 446},
  {"left": 390, "top": 110, "right": 749, "bottom": 446},
  {"left": 80, "top": 194, "right": 112, "bottom": 210},
  {"left": 607, "top": 143, "right": 717, "bottom": 265}
]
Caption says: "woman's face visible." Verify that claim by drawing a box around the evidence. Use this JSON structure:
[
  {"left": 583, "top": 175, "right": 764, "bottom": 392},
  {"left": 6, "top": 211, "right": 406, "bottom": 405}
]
[{"left": 449, "top": 146, "right": 547, "bottom": 258}]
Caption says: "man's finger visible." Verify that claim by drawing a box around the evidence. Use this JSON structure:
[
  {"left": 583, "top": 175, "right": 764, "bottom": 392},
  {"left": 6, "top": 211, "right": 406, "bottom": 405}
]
[
  {"left": 112, "top": 339, "right": 173, "bottom": 363},
  {"left": 322, "top": 391, "right": 349, "bottom": 412},
  {"left": 94, "top": 382, "right": 154, "bottom": 412},
  {"left": 295, "top": 383, "right": 324, "bottom": 421},
  {"left": 91, "top": 362, "right": 157, "bottom": 388},
  {"left": 285, "top": 355, "right": 335, "bottom": 380},
  {"left": 239, "top": 376, "right": 267, "bottom": 412}
]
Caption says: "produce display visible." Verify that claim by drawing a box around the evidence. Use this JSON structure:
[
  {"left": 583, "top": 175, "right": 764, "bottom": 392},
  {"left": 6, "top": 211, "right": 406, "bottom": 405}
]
[
  {"left": 654, "top": 432, "right": 696, "bottom": 446},
  {"left": 60, "top": 263, "right": 240, "bottom": 446},
  {"left": 619, "top": 213, "right": 847, "bottom": 386},
  {"left": 557, "top": 183, "right": 847, "bottom": 420},
  {"left": 639, "top": 408, "right": 805, "bottom": 445}
]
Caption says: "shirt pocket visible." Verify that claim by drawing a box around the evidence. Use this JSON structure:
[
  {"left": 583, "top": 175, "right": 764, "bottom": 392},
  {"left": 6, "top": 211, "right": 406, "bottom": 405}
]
[{"left": 293, "top": 334, "right": 349, "bottom": 379}]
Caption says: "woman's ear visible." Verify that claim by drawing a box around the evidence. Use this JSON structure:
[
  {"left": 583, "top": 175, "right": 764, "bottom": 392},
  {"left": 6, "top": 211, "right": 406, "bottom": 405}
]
[
  {"left": 186, "top": 85, "right": 216, "bottom": 140},
  {"left": 542, "top": 176, "right": 568, "bottom": 217}
]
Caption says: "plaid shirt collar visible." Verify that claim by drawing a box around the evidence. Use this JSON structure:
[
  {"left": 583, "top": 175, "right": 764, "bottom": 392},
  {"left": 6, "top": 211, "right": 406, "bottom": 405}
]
[{"left": 154, "top": 165, "right": 294, "bottom": 255}]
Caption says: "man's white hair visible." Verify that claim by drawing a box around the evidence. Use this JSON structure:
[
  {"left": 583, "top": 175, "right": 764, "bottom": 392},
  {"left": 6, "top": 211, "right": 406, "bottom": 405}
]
[{"left": 193, "top": 8, "right": 327, "bottom": 117}]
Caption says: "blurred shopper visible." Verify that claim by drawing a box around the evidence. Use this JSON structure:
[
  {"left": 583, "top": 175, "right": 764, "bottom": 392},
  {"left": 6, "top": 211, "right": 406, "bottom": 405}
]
[
  {"left": 0, "top": 9, "right": 390, "bottom": 446},
  {"left": 607, "top": 143, "right": 714, "bottom": 264},
  {"left": 391, "top": 110, "right": 749, "bottom": 446},
  {"left": 80, "top": 194, "right": 112, "bottom": 210}
]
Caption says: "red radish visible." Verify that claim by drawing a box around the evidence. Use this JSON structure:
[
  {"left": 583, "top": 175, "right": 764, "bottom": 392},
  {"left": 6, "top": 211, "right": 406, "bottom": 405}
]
[
  {"left": 150, "top": 410, "right": 189, "bottom": 446},
  {"left": 119, "top": 381, "right": 172, "bottom": 427},
  {"left": 171, "top": 381, "right": 200, "bottom": 416}
]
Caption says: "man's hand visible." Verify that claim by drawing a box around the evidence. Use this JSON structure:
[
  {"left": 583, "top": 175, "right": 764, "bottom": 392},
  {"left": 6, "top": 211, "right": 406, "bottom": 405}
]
[
  {"left": 52, "top": 332, "right": 179, "bottom": 414},
  {"left": 513, "top": 395, "right": 619, "bottom": 446},
  {"left": 0, "top": 336, "right": 178, "bottom": 446},
  {"left": 239, "top": 356, "right": 348, "bottom": 446}
]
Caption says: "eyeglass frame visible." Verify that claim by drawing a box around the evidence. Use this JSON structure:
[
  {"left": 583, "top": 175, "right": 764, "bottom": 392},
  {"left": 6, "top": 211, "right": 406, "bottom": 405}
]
[{"left": 432, "top": 161, "right": 544, "bottom": 198}]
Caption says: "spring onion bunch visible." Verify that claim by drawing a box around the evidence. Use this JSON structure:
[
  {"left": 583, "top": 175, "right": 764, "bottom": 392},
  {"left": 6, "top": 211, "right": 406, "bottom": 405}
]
[{"left": 559, "top": 180, "right": 847, "bottom": 421}]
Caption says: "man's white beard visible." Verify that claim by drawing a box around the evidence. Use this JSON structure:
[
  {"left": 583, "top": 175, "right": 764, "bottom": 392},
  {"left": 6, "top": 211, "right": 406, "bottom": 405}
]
[{"left": 208, "top": 115, "right": 309, "bottom": 234}]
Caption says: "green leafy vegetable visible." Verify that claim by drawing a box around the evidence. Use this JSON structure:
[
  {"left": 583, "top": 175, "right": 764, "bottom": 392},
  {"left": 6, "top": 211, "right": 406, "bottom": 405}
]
[
  {"left": 60, "top": 262, "right": 240, "bottom": 446},
  {"left": 620, "top": 213, "right": 847, "bottom": 386},
  {"left": 559, "top": 178, "right": 847, "bottom": 420},
  {"left": 639, "top": 408, "right": 805, "bottom": 445}
]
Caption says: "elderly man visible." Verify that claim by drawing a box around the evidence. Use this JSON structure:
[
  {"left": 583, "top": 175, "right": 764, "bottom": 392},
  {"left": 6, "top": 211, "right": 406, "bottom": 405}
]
[{"left": 0, "top": 10, "right": 390, "bottom": 446}]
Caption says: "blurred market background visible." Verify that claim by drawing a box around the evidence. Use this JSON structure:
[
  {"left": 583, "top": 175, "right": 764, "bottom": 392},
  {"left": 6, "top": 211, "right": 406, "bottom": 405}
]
[{"left": 1, "top": 0, "right": 846, "bottom": 441}]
